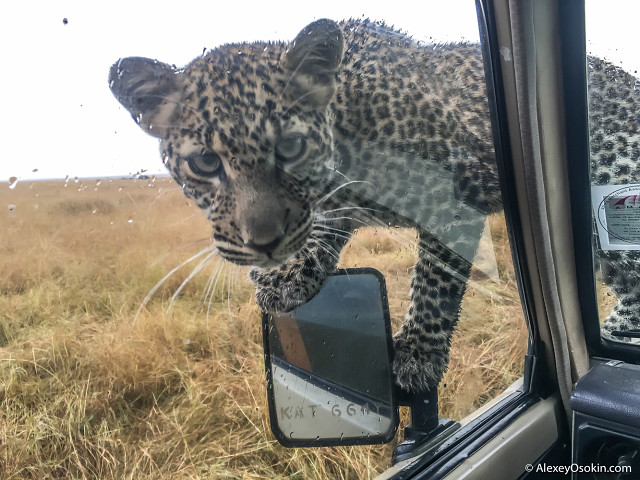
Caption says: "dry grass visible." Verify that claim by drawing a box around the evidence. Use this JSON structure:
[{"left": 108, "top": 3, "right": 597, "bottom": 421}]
[{"left": 0, "top": 178, "right": 527, "bottom": 479}]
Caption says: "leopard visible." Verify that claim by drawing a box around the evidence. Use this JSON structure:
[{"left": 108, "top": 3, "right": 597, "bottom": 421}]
[
  {"left": 108, "top": 18, "right": 640, "bottom": 393},
  {"left": 588, "top": 58, "right": 640, "bottom": 340}
]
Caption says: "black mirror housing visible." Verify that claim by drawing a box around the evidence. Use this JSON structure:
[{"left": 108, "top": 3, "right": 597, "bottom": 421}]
[{"left": 262, "top": 268, "right": 399, "bottom": 447}]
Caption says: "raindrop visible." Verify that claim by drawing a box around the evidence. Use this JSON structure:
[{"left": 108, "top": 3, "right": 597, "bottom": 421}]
[{"left": 8, "top": 177, "right": 18, "bottom": 189}]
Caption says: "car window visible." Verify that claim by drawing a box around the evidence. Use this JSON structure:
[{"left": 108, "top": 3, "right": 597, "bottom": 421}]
[
  {"left": 1, "top": 1, "right": 528, "bottom": 477},
  {"left": 585, "top": 0, "right": 640, "bottom": 346}
]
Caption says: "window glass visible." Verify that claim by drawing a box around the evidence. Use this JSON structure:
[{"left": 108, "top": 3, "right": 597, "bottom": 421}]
[
  {"left": 1, "top": 1, "right": 527, "bottom": 476},
  {"left": 586, "top": 0, "right": 640, "bottom": 345}
]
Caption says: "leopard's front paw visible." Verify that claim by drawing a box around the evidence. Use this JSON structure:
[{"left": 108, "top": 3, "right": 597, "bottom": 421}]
[
  {"left": 249, "top": 265, "right": 326, "bottom": 313},
  {"left": 392, "top": 334, "right": 448, "bottom": 393}
]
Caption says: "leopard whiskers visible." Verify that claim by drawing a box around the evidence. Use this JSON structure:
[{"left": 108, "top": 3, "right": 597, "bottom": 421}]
[
  {"left": 133, "top": 246, "right": 216, "bottom": 326},
  {"left": 151, "top": 236, "right": 213, "bottom": 267},
  {"left": 309, "top": 234, "right": 341, "bottom": 263},
  {"left": 201, "top": 257, "right": 224, "bottom": 303},
  {"left": 315, "top": 180, "right": 374, "bottom": 206},
  {"left": 311, "top": 224, "right": 352, "bottom": 243},
  {"left": 205, "top": 259, "right": 227, "bottom": 328},
  {"left": 167, "top": 250, "right": 220, "bottom": 314},
  {"left": 320, "top": 205, "right": 384, "bottom": 216}
]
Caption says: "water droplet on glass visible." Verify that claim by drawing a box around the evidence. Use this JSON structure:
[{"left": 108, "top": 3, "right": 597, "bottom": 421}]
[{"left": 8, "top": 177, "right": 18, "bottom": 189}]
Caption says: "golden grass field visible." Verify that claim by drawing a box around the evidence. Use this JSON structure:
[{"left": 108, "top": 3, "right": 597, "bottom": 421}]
[{"left": 0, "top": 178, "right": 528, "bottom": 479}]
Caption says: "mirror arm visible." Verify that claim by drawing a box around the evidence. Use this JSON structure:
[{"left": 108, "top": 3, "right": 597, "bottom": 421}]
[{"left": 392, "top": 386, "right": 461, "bottom": 464}]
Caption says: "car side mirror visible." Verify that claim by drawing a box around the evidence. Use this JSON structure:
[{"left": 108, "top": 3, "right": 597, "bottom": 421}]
[{"left": 261, "top": 268, "right": 399, "bottom": 446}]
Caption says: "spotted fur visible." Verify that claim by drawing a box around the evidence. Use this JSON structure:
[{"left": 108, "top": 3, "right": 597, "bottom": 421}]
[
  {"left": 588, "top": 59, "right": 640, "bottom": 339},
  {"left": 109, "top": 18, "right": 640, "bottom": 392}
]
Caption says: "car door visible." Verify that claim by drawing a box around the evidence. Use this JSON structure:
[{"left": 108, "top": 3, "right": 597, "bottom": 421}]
[{"left": 377, "top": 0, "right": 640, "bottom": 478}]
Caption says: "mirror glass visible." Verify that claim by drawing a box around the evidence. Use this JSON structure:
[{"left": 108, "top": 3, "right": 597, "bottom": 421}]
[{"left": 263, "top": 268, "right": 397, "bottom": 446}]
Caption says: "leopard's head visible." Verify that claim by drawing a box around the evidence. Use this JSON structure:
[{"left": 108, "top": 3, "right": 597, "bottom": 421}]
[{"left": 109, "top": 19, "right": 344, "bottom": 267}]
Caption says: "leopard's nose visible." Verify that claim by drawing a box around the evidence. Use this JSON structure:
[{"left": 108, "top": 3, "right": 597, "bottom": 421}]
[{"left": 245, "top": 233, "right": 285, "bottom": 255}]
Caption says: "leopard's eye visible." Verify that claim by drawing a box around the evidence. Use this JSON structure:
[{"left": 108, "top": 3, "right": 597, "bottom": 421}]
[
  {"left": 275, "top": 134, "right": 307, "bottom": 163},
  {"left": 187, "top": 152, "right": 222, "bottom": 177}
]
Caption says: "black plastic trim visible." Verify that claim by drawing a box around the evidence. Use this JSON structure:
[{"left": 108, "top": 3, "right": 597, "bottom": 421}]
[
  {"left": 394, "top": 392, "right": 539, "bottom": 480},
  {"left": 262, "top": 267, "right": 399, "bottom": 448}
]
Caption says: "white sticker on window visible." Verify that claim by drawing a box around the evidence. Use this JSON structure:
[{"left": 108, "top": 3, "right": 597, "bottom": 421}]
[{"left": 592, "top": 184, "right": 640, "bottom": 250}]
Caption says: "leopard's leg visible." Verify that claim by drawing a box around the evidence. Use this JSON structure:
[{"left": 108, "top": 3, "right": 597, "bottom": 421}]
[
  {"left": 598, "top": 250, "right": 640, "bottom": 338},
  {"left": 393, "top": 228, "right": 480, "bottom": 392},
  {"left": 249, "top": 222, "right": 353, "bottom": 313}
]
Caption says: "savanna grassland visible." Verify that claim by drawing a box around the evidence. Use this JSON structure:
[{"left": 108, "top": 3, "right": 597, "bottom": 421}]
[{"left": 0, "top": 178, "right": 527, "bottom": 479}]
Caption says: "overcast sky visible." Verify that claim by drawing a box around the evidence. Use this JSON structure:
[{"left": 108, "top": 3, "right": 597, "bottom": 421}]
[{"left": 1, "top": 1, "right": 638, "bottom": 182}]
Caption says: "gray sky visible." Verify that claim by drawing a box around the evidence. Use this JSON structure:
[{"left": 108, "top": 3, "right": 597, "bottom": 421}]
[{"left": 0, "top": 1, "right": 637, "bottom": 182}]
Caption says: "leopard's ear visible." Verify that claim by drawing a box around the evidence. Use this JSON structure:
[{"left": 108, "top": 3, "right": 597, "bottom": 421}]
[
  {"left": 283, "top": 19, "right": 344, "bottom": 108},
  {"left": 109, "top": 57, "right": 181, "bottom": 138}
]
